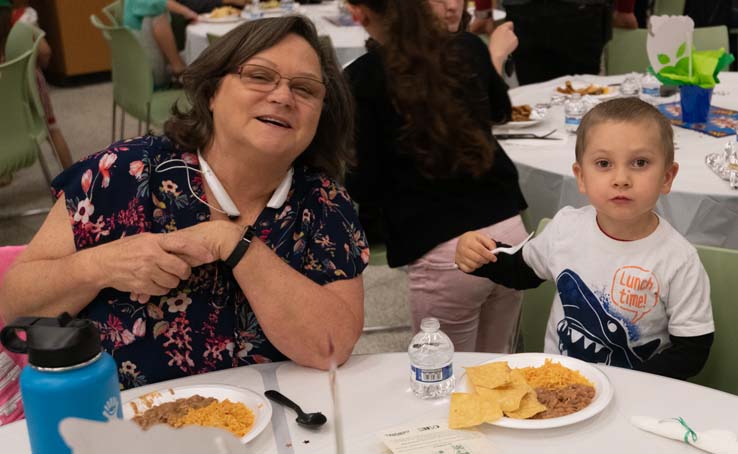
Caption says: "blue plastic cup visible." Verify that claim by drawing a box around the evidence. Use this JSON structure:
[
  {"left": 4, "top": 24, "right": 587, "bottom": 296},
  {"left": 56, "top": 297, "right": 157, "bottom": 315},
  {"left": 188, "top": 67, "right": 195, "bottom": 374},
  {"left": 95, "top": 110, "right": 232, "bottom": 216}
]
[{"left": 679, "top": 85, "right": 713, "bottom": 123}]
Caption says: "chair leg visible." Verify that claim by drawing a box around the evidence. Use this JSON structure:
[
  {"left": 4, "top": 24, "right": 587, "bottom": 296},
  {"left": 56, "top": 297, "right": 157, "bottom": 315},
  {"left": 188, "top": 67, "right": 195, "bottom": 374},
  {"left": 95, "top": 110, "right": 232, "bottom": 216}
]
[
  {"left": 36, "top": 145, "right": 55, "bottom": 203},
  {"left": 111, "top": 101, "right": 117, "bottom": 143},
  {"left": 119, "top": 108, "right": 125, "bottom": 141},
  {"left": 145, "top": 103, "right": 151, "bottom": 134}
]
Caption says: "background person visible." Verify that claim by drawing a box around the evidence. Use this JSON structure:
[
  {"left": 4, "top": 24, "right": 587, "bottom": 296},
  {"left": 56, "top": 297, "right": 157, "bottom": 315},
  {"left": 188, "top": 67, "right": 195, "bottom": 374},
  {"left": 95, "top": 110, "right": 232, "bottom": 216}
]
[
  {"left": 345, "top": 0, "right": 528, "bottom": 354},
  {"left": 0, "top": 16, "right": 368, "bottom": 388}
]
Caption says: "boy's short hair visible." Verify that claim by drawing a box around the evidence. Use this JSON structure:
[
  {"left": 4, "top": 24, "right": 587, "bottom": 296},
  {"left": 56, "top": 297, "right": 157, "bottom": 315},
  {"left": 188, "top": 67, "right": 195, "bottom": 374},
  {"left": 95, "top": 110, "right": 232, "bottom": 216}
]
[{"left": 575, "top": 97, "right": 675, "bottom": 165}]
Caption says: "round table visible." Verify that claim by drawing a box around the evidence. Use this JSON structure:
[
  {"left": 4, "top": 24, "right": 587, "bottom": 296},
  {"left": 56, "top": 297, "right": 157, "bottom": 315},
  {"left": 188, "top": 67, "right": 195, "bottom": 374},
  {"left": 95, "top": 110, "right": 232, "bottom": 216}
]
[
  {"left": 184, "top": 1, "right": 370, "bottom": 67},
  {"left": 500, "top": 73, "right": 738, "bottom": 249},
  {"left": 1, "top": 352, "right": 736, "bottom": 453}
]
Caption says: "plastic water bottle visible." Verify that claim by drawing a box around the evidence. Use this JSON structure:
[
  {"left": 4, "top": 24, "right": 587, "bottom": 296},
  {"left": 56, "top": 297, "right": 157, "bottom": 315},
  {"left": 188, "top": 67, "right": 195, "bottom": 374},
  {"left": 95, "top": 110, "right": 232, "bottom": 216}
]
[
  {"left": 0, "top": 314, "right": 121, "bottom": 454},
  {"left": 408, "top": 318, "right": 455, "bottom": 399},
  {"left": 564, "top": 93, "right": 586, "bottom": 133},
  {"left": 248, "top": 0, "right": 263, "bottom": 19}
]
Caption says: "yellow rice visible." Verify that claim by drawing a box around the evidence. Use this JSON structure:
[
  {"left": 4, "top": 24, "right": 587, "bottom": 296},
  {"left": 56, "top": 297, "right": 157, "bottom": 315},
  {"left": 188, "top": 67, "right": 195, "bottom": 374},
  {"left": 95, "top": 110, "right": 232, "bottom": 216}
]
[{"left": 176, "top": 399, "right": 255, "bottom": 437}]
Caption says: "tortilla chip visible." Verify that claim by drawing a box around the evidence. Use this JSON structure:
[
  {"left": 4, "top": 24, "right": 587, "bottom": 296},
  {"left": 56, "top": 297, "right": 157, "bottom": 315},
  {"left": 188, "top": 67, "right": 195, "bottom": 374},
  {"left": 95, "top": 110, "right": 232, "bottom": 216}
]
[
  {"left": 449, "top": 392, "right": 504, "bottom": 429},
  {"left": 477, "top": 382, "right": 528, "bottom": 412},
  {"left": 465, "top": 362, "right": 511, "bottom": 390},
  {"left": 504, "top": 390, "right": 547, "bottom": 419}
]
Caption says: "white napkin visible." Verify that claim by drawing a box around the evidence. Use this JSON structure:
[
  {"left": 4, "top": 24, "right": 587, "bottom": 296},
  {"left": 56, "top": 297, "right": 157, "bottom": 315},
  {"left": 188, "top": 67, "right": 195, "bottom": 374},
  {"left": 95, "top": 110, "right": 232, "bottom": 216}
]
[{"left": 631, "top": 416, "right": 738, "bottom": 454}]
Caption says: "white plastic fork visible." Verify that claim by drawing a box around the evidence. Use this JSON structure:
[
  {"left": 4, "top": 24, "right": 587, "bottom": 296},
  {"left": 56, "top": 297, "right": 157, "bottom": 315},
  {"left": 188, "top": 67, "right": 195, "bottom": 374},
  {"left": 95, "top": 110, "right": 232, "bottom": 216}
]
[{"left": 490, "top": 231, "right": 535, "bottom": 255}]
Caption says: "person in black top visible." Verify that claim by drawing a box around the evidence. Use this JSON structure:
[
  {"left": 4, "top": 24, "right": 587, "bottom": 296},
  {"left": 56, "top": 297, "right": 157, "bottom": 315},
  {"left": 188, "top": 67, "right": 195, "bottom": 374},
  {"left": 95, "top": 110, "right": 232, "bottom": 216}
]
[{"left": 344, "top": 0, "right": 528, "bottom": 353}]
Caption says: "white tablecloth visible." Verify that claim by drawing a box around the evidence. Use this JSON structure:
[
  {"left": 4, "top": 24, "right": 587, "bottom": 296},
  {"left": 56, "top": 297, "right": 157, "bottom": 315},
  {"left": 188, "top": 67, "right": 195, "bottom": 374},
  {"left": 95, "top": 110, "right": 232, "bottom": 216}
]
[
  {"left": 184, "top": 1, "right": 369, "bottom": 67},
  {"left": 2, "top": 352, "right": 737, "bottom": 453},
  {"left": 501, "top": 73, "right": 738, "bottom": 249}
]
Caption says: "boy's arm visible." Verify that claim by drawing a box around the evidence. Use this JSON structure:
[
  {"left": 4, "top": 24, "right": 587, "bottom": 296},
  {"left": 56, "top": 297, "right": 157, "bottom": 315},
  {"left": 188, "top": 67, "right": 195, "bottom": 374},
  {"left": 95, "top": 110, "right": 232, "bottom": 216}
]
[
  {"left": 470, "top": 246, "right": 545, "bottom": 290},
  {"left": 635, "top": 333, "right": 714, "bottom": 380}
]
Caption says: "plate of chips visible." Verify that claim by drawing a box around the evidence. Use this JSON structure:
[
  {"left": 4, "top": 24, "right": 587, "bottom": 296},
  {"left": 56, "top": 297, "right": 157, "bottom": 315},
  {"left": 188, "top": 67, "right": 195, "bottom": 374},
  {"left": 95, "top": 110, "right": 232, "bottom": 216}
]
[
  {"left": 199, "top": 6, "right": 244, "bottom": 23},
  {"left": 450, "top": 353, "right": 613, "bottom": 429},
  {"left": 554, "top": 80, "right": 617, "bottom": 99},
  {"left": 505, "top": 105, "right": 545, "bottom": 129}
]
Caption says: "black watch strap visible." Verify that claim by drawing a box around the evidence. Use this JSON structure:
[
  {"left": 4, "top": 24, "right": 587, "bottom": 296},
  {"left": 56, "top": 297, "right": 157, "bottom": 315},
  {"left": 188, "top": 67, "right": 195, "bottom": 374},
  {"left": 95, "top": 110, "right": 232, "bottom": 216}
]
[{"left": 224, "top": 225, "right": 255, "bottom": 269}]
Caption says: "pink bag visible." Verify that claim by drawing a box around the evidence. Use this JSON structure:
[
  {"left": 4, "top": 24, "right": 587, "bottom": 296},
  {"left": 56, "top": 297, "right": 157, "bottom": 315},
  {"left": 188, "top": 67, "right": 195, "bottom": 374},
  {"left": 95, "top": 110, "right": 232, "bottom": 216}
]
[{"left": 0, "top": 245, "right": 27, "bottom": 426}]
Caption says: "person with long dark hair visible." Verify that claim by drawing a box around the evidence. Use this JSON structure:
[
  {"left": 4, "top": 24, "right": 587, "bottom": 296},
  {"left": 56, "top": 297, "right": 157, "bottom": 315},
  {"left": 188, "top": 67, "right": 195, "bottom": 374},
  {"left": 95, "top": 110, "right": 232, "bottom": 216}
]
[{"left": 345, "top": 0, "right": 528, "bottom": 353}]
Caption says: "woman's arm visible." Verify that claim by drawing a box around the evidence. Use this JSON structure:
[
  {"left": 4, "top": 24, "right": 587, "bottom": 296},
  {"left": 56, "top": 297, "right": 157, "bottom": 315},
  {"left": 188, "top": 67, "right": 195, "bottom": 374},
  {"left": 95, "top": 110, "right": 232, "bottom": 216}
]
[
  {"left": 167, "top": 0, "right": 198, "bottom": 21},
  {"left": 170, "top": 220, "right": 365, "bottom": 370},
  {"left": 0, "top": 197, "right": 213, "bottom": 322}
]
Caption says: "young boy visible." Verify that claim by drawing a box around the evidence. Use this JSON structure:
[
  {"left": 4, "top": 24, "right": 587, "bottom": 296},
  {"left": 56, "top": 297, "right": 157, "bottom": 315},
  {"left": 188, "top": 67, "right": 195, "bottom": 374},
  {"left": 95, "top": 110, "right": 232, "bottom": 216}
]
[{"left": 455, "top": 97, "right": 714, "bottom": 380}]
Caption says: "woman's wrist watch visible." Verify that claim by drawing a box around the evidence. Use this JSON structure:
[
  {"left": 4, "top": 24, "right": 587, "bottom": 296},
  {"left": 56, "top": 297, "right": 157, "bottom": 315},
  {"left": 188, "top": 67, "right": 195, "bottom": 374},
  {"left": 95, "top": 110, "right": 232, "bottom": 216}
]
[
  {"left": 224, "top": 225, "right": 256, "bottom": 268},
  {"left": 474, "top": 9, "right": 493, "bottom": 20}
]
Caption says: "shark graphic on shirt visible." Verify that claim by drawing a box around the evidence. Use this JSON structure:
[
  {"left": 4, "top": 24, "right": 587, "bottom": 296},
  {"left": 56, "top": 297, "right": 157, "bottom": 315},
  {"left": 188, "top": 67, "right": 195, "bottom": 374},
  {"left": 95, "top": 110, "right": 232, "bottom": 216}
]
[{"left": 555, "top": 269, "right": 660, "bottom": 368}]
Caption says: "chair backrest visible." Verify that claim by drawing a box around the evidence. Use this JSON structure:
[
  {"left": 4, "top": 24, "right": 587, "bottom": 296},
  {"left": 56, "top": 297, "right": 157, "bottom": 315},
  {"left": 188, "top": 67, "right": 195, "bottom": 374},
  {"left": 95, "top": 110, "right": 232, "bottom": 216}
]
[
  {"left": 0, "top": 38, "right": 43, "bottom": 176},
  {"left": 693, "top": 25, "right": 730, "bottom": 52},
  {"left": 519, "top": 218, "right": 555, "bottom": 353},
  {"left": 102, "top": 0, "right": 124, "bottom": 25},
  {"left": 5, "top": 22, "right": 47, "bottom": 136},
  {"left": 90, "top": 13, "right": 154, "bottom": 120},
  {"left": 652, "top": 0, "right": 686, "bottom": 16},
  {"left": 605, "top": 28, "right": 650, "bottom": 75},
  {"left": 691, "top": 244, "right": 738, "bottom": 395}
]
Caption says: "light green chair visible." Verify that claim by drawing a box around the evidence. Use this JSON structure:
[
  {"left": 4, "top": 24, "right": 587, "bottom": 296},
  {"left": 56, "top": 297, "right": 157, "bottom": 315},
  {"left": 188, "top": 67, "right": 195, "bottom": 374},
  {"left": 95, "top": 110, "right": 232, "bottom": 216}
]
[
  {"left": 605, "top": 28, "right": 650, "bottom": 75},
  {"left": 652, "top": 0, "right": 686, "bottom": 16},
  {"left": 693, "top": 25, "right": 730, "bottom": 52},
  {"left": 690, "top": 244, "right": 738, "bottom": 396},
  {"left": 90, "top": 14, "right": 188, "bottom": 141},
  {"left": 519, "top": 218, "right": 555, "bottom": 353},
  {"left": 102, "top": 0, "right": 124, "bottom": 25},
  {"left": 0, "top": 31, "right": 55, "bottom": 219}
]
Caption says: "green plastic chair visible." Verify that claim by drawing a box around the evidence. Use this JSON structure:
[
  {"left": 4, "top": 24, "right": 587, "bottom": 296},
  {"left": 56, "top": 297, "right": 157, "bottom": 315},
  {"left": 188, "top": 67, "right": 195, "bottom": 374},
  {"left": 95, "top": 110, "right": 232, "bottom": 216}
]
[
  {"left": 605, "top": 28, "right": 650, "bottom": 75},
  {"left": 652, "top": 0, "right": 686, "bottom": 16},
  {"left": 90, "top": 14, "right": 188, "bottom": 141},
  {"left": 102, "top": 0, "right": 123, "bottom": 25},
  {"left": 690, "top": 244, "right": 738, "bottom": 396},
  {"left": 0, "top": 32, "right": 55, "bottom": 219},
  {"left": 519, "top": 218, "right": 555, "bottom": 353},
  {"left": 693, "top": 25, "right": 730, "bottom": 52}
]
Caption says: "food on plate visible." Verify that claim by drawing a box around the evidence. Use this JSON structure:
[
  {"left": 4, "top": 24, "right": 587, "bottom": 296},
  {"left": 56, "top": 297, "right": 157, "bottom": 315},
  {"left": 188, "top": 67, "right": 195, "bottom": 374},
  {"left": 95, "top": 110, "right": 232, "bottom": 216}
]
[
  {"left": 131, "top": 394, "right": 255, "bottom": 437},
  {"left": 261, "top": 0, "right": 280, "bottom": 9},
  {"left": 556, "top": 80, "right": 610, "bottom": 96},
  {"left": 511, "top": 105, "right": 533, "bottom": 122},
  {"left": 448, "top": 359, "right": 596, "bottom": 428},
  {"left": 208, "top": 5, "right": 241, "bottom": 18}
]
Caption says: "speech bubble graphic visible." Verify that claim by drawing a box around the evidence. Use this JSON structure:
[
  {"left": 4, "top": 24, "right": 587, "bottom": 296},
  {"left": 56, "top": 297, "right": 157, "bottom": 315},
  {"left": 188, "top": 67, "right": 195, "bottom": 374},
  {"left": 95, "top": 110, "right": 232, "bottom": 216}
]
[{"left": 610, "top": 266, "right": 660, "bottom": 323}]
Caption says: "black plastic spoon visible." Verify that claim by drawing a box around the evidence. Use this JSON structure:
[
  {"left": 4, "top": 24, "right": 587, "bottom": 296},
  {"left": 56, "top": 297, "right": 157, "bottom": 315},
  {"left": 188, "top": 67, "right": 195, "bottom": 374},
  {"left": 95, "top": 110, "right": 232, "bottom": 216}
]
[{"left": 265, "top": 390, "right": 327, "bottom": 427}]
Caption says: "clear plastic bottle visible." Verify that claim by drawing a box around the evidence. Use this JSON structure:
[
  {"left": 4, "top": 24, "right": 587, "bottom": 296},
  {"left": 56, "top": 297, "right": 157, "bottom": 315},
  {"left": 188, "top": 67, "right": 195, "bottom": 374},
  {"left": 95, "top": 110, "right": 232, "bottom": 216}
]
[
  {"left": 640, "top": 73, "right": 661, "bottom": 98},
  {"left": 280, "top": 0, "right": 295, "bottom": 12},
  {"left": 408, "top": 317, "right": 455, "bottom": 399},
  {"left": 564, "top": 93, "right": 586, "bottom": 133}
]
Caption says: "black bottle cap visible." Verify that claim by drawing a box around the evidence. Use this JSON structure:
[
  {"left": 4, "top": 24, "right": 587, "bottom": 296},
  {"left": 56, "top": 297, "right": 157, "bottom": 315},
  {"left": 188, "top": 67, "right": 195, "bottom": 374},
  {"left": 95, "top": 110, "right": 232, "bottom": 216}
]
[{"left": 0, "top": 313, "right": 103, "bottom": 368}]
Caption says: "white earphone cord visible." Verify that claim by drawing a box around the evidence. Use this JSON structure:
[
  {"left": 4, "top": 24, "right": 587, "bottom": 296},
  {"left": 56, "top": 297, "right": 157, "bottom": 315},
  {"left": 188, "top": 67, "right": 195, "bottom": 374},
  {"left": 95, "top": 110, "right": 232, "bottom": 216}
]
[{"left": 154, "top": 159, "right": 231, "bottom": 216}]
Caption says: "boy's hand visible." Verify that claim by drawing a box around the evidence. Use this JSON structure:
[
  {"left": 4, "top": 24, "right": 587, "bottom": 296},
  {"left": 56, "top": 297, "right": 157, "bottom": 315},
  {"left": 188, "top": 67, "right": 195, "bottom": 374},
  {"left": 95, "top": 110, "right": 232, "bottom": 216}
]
[{"left": 455, "top": 232, "right": 499, "bottom": 273}]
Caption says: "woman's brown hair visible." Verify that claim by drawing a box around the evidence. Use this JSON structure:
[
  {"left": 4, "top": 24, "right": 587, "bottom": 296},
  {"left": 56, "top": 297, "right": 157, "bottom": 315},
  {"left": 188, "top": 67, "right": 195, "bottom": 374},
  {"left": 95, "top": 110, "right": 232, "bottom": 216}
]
[
  {"left": 347, "top": 0, "right": 494, "bottom": 179},
  {"left": 164, "top": 16, "right": 355, "bottom": 180}
]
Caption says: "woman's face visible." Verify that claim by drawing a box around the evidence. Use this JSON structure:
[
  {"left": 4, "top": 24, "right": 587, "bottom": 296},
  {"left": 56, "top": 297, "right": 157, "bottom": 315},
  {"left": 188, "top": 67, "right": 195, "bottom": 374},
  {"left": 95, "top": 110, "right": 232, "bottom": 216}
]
[
  {"left": 428, "top": 0, "right": 464, "bottom": 32},
  {"left": 209, "top": 33, "right": 324, "bottom": 163}
]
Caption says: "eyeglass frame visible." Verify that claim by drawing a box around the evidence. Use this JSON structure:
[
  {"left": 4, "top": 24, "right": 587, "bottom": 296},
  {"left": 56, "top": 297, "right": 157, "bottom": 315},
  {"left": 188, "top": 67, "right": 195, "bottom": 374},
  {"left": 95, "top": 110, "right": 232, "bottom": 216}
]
[{"left": 231, "top": 63, "right": 327, "bottom": 106}]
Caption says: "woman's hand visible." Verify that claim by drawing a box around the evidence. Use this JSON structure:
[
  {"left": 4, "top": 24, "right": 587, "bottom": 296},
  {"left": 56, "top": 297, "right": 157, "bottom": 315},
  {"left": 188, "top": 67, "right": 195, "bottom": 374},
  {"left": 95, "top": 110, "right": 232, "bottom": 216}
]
[
  {"left": 455, "top": 231, "right": 498, "bottom": 273},
  {"left": 99, "top": 232, "right": 215, "bottom": 303},
  {"left": 165, "top": 220, "right": 243, "bottom": 263},
  {"left": 488, "top": 21, "right": 518, "bottom": 75}
]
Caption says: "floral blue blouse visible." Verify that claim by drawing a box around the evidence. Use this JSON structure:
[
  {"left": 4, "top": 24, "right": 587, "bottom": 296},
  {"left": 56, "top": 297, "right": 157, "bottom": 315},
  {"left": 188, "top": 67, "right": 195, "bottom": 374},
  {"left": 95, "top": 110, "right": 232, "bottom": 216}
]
[{"left": 51, "top": 135, "right": 369, "bottom": 389}]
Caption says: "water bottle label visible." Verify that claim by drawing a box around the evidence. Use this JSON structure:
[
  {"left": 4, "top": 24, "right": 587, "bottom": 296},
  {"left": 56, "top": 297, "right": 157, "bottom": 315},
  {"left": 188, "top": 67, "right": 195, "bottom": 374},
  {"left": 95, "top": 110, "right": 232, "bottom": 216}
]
[
  {"left": 642, "top": 87, "right": 659, "bottom": 96},
  {"left": 565, "top": 116, "right": 580, "bottom": 127},
  {"left": 411, "top": 364, "right": 453, "bottom": 383}
]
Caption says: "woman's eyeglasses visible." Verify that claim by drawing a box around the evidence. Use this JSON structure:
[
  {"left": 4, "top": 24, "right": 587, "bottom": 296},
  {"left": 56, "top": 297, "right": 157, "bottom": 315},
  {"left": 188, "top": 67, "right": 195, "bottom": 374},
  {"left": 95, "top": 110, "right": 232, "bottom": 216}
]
[{"left": 234, "top": 64, "right": 326, "bottom": 106}]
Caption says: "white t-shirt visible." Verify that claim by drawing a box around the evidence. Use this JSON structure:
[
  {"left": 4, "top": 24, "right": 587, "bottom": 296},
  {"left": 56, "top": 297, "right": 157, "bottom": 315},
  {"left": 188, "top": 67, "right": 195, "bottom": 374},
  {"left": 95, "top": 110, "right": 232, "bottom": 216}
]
[{"left": 523, "top": 205, "right": 714, "bottom": 369}]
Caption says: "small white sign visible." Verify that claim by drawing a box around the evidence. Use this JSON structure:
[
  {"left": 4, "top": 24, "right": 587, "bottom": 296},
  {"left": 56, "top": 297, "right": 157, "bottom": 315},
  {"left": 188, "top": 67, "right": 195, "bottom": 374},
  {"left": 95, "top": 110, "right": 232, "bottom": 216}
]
[{"left": 378, "top": 420, "right": 500, "bottom": 454}]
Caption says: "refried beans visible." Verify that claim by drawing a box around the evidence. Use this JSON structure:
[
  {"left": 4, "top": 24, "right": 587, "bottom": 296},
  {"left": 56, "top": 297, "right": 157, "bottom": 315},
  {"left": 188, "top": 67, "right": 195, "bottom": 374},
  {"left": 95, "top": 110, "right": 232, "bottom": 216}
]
[
  {"left": 132, "top": 395, "right": 217, "bottom": 430},
  {"left": 531, "top": 384, "right": 595, "bottom": 419}
]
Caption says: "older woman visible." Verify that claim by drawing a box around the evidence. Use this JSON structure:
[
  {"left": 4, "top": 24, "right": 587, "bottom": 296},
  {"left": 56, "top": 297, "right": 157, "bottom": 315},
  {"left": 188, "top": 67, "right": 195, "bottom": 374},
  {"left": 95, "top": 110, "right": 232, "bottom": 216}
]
[{"left": 0, "top": 16, "right": 368, "bottom": 388}]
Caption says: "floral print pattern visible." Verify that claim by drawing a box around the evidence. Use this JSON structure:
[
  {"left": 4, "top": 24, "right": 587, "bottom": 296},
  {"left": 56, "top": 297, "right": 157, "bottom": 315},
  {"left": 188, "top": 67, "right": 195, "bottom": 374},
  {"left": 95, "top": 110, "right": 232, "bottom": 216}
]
[{"left": 51, "top": 135, "right": 369, "bottom": 389}]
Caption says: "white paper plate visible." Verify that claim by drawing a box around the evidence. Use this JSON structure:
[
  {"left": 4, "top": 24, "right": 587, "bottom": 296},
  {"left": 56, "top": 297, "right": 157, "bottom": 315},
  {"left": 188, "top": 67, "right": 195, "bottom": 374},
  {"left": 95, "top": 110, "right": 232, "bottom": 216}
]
[
  {"left": 198, "top": 13, "right": 244, "bottom": 23},
  {"left": 554, "top": 80, "right": 618, "bottom": 99},
  {"left": 505, "top": 110, "right": 545, "bottom": 129},
  {"left": 123, "top": 384, "right": 272, "bottom": 443},
  {"left": 458, "top": 353, "right": 613, "bottom": 429}
]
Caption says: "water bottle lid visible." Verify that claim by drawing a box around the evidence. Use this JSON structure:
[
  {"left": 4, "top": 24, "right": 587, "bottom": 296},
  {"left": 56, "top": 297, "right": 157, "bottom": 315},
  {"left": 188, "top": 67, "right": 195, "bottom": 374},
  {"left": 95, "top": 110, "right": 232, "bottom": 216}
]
[
  {"left": 420, "top": 317, "right": 440, "bottom": 332},
  {"left": 0, "top": 313, "right": 103, "bottom": 368}
]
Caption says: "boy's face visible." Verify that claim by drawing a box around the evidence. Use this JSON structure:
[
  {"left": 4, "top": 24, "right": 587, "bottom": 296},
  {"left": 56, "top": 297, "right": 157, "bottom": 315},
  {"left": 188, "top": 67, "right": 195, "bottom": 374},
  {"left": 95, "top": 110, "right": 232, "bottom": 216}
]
[{"left": 573, "top": 120, "right": 679, "bottom": 234}]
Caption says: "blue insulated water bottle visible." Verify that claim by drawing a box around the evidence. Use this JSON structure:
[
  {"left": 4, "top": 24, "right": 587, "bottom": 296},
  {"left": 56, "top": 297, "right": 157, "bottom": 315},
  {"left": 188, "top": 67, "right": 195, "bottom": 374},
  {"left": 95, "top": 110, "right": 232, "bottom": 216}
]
[{"left": 0, "top": 313, "right": 122, "bottom": 454}]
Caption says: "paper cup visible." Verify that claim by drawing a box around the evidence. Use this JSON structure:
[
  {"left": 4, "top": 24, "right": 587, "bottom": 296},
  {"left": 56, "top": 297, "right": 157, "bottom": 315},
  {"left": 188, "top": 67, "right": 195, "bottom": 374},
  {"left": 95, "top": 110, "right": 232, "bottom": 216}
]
[{"left": 679, "top": 85, "right": 713, "bottom": 123}]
